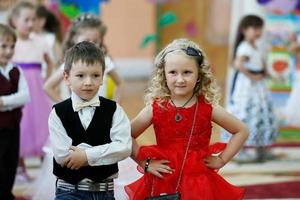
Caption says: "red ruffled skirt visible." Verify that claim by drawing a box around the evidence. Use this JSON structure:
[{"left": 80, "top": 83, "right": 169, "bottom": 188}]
[{"left": 125, "top": 143, "right": 245, "bottom": 200}]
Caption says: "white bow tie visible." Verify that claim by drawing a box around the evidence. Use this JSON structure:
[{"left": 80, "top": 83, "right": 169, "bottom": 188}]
[{"left": 74, "top": 99, "right": 100, "bottom": 112}]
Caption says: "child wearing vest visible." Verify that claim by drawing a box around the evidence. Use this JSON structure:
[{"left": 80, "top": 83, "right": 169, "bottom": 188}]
[
  {"left": 48, "top": 41, "right": 131, "bottom": 200},
  {"left": 0, "top": 24, "right": 30, "bottom": 200}
]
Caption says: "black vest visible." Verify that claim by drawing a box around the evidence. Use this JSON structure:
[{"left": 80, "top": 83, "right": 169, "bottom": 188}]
[
  {"left": 0, "top": 67, "right": 22, "bottom": 128},
  {"left": 53, "top": 97, "right": 118, "bottom": 184}
]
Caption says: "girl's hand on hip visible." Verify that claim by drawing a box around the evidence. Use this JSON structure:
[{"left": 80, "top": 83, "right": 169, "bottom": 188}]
[
  {"left": 143, "top": 159, "right": 174, "bottom": 178},
  {"left": 204, "top": 155, "right": 226, "bottom": 169}
]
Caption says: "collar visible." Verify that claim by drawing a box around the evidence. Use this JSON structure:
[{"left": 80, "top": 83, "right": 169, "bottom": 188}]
[
  {"left": 71, "top": 92, "right": 100, "bottom": 112},
  {"left": 0, "top": 63, "right": 14, "bottom": 76}
]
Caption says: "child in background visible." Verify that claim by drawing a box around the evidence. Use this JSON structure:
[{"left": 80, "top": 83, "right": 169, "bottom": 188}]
[
  {"left": 49, "top": 41, "right": 131, "bottom": 200},
  {"left": 0, "top": 23, "right": 30, "bottom": 200},
  {"left": 223, "top": 15, "right": 278, "bottom": 162},
  {"left": 126, "top": 38, "right": 248, "bottom": 200},
  {"left": 44, "top": 14, "right": 122, "bottom": 103},
  {"left": 284, "top": 34, "right": 300, "bottom": 126},
  {"left": 8, "top": 1, "right": 53, "bottom": 178},
  {"left": 33, "top": 4, "right": 63, "bottom": 66}
]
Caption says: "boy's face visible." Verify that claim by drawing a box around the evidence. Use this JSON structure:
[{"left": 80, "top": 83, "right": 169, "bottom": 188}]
[
  {"left": 0, "top": 37, "right": 15, "bottom": 66},
  {"left": 64, "top": 60, "right": 103, "bottom": 101}
]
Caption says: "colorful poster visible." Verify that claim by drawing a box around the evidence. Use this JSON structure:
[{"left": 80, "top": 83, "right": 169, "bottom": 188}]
[{"left": 264, "top": 13, "right": 300, "bottom": 140}]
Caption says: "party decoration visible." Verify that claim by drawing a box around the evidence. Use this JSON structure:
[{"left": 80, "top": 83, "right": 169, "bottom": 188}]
[
  {"left": 59, "top": 2, "right": 80, "bottom": 19},
  {"left": 267, "top": 51, "right": 292, "bottom": 88},
  {"left": 59, "top": 0, "right": 110, "bottom": 19},
  {"left": 159, "top": 11, "right": 177, "bottom": 27},
  {"left": 185, "top": 21, "right": 198, "bottom": 37},
  {"left": 257, "top": 0, "right": 300, "bottom": 15},
  {"left": 147, "top": 0, "right": 175, "bottom": 4},
  {"left": 263, "top": 7, "right": 300, "bottom": 134},
  {"left": 140, "top": 10, "right": 177, "bottom": 49},
  {"left": 257, "top": 0, "right": 272, "bottom": 4},
  {"left": 140, "top": 34, "right": 157, "bottom": 48}
]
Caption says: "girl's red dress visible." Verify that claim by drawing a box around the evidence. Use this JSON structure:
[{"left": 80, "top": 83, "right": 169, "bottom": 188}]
[{"left": 125, "top": 96, "right": 245, "bottom": 200}]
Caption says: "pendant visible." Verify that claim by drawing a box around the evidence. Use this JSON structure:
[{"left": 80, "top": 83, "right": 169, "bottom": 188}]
[{"left": 175, "top": 113, "right": 182, "bottom": 122}]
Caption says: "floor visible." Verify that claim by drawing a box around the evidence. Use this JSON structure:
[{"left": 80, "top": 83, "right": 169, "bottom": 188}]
[{"left": 13, "top": 79, "right": 300, "bottom": 199}]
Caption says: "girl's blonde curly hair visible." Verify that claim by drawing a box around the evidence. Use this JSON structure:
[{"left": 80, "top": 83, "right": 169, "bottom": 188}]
[{"left": 145, "top": 38, "right": 220, "bottom": 106}]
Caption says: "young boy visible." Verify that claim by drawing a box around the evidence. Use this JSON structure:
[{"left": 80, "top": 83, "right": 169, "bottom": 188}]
[
  {"left": 49, "top": 41, "right": 131, "bottom": 200},
  {"left": 0, "top": 24, "right": 30, "bottom": 200}
]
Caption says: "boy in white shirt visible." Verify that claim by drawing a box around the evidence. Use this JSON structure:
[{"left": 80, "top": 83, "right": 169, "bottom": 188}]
[
  {"left": 48, "top": 41, "right": 131, "bottom": 200},
  {"left": 0, "top": 24, "right": 30, "bottom": 200}
]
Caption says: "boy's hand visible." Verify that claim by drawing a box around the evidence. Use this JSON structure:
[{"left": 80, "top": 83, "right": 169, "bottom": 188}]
[
  {"left": 249, "top": 74, "right": 264, "bottom": 81},
  {"left": 204, "top": 155, "right": 226, "bottom": 169},
  {"left": 62, "top": 146, "right": 88, "bottom": 170}
]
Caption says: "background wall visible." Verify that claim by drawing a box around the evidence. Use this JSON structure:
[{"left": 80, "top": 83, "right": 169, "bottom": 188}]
[
  {"left": 160, "top": 0, "right": 232, "bottom": 103},
  {"left": 101, "top": 0, "right": 156, "bottom": 79}
]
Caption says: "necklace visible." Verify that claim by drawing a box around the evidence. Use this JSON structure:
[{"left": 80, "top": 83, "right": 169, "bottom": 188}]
[{"left": 170, "top": 94, "right": 195, "bottom": 122}]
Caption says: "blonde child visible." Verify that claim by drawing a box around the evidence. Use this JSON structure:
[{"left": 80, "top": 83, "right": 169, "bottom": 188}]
[
  {"left": 0, "top": 24, "right": 30, "bottom": 200},
  {"left": 8, "top": 1, "right": 53, "bottom": 178},
  {"left": 49, "top": 41, "right": 131, "bottom": 200},
  {"left": 223, "top": 15, "right": 278, "bottom": 162},
  {"left": 126, "top": 38, "right": 248, "bottom": 200}
]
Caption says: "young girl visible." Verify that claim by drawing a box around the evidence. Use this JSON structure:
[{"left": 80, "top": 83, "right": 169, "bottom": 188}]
[
  {"left": 126, "top": 38, "right": 248, "bottom": 200},
  {"left": 8, "top": 1, "right": 53, "bottom": 178},
  {"left": 33, "top": 4, "right": 63, "bottom": 66},
  {"left": 223, "top": 15, "right": 278, "bottom": 162},
  {"left": 43, "top": 13, "right": 122, "bottom": 103}
]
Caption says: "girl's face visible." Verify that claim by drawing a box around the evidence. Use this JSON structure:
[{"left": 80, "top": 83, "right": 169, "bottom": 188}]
[
  {"left": 0, "top": 37, "right": 15, "bottom": 66},
  {"left": 164, "top": 52, "right": 199, "bottom": 99},
  {"left": 74, "top": 28, "right": 103, "bottom": 47},
  {"left": 34, "top": 16, "right": 46, "bottom": 33},
  {"left": 13, "top": 8, "right": 36, "bottom": 37},
  {"left": 243, "top": 26, "right": 262, "bottom": 42}
]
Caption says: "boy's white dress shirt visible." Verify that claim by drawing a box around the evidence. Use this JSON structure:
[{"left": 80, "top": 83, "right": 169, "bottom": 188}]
[{"left": 49, "top": 92, "right": 132, "bottom": 167}]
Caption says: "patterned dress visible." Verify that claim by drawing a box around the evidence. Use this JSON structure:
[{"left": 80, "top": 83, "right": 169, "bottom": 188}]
[
  {"left": 13, "top": 37, "right": 52, "bottom": 156},
  {"left": 223, "top": 41, "right": 278, "bottom": 146}
]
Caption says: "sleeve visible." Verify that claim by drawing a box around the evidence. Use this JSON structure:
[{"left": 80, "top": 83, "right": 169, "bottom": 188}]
[
  {"left": 1, "top": 67, "right": 30, "bottom": 111},
  {"left": 236, "top": 42, "right": 252, "bottom": 58},
  {"left": 48, "top": 108, "right": 73, "bottom": 164},
  {"left": 85, "top": 104, "right": 132, "bottom": 166},
  {"left": 104, "top": 56, "right": 116, "bottom": 74}
]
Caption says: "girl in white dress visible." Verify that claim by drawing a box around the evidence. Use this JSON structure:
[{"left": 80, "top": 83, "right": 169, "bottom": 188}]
[{"left": 222, "top": 15, "right": 278, "bottom": 162}]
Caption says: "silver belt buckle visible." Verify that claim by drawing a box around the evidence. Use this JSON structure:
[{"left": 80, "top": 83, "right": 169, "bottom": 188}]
[{"left": 88, "top": 182, "right": 101, "bottom": 191}]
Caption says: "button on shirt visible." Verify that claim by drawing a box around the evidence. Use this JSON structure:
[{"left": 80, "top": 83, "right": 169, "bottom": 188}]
[
  {"left": 49, "top": 92, "right": 132, "bottom": 167},
  {"left": 0, "top": 63, "right": 30, "bottom": 111}
]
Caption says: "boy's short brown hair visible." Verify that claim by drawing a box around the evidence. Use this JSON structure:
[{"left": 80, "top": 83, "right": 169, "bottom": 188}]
[
  {"left": 0, "top": 23, "right": 16, "bottom": 42},
  {"left": 64, "top": 41, "right": 105, "bottom": 74}
]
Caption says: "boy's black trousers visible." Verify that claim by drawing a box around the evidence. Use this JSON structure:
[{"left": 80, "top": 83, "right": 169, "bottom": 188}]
[{"left": 0, "top": 127, "right": 20, "bottom": 200}]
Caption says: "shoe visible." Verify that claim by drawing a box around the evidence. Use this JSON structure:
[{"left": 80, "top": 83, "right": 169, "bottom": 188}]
[
  {"left": 233, "top": 150, "right": 257, "bottom": 164},
  {"left": 256, "top": 149, "right": 279, "bottom": 162},
  {"left": 15, "top": 171, "right": 33, "bottom": 184}
]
